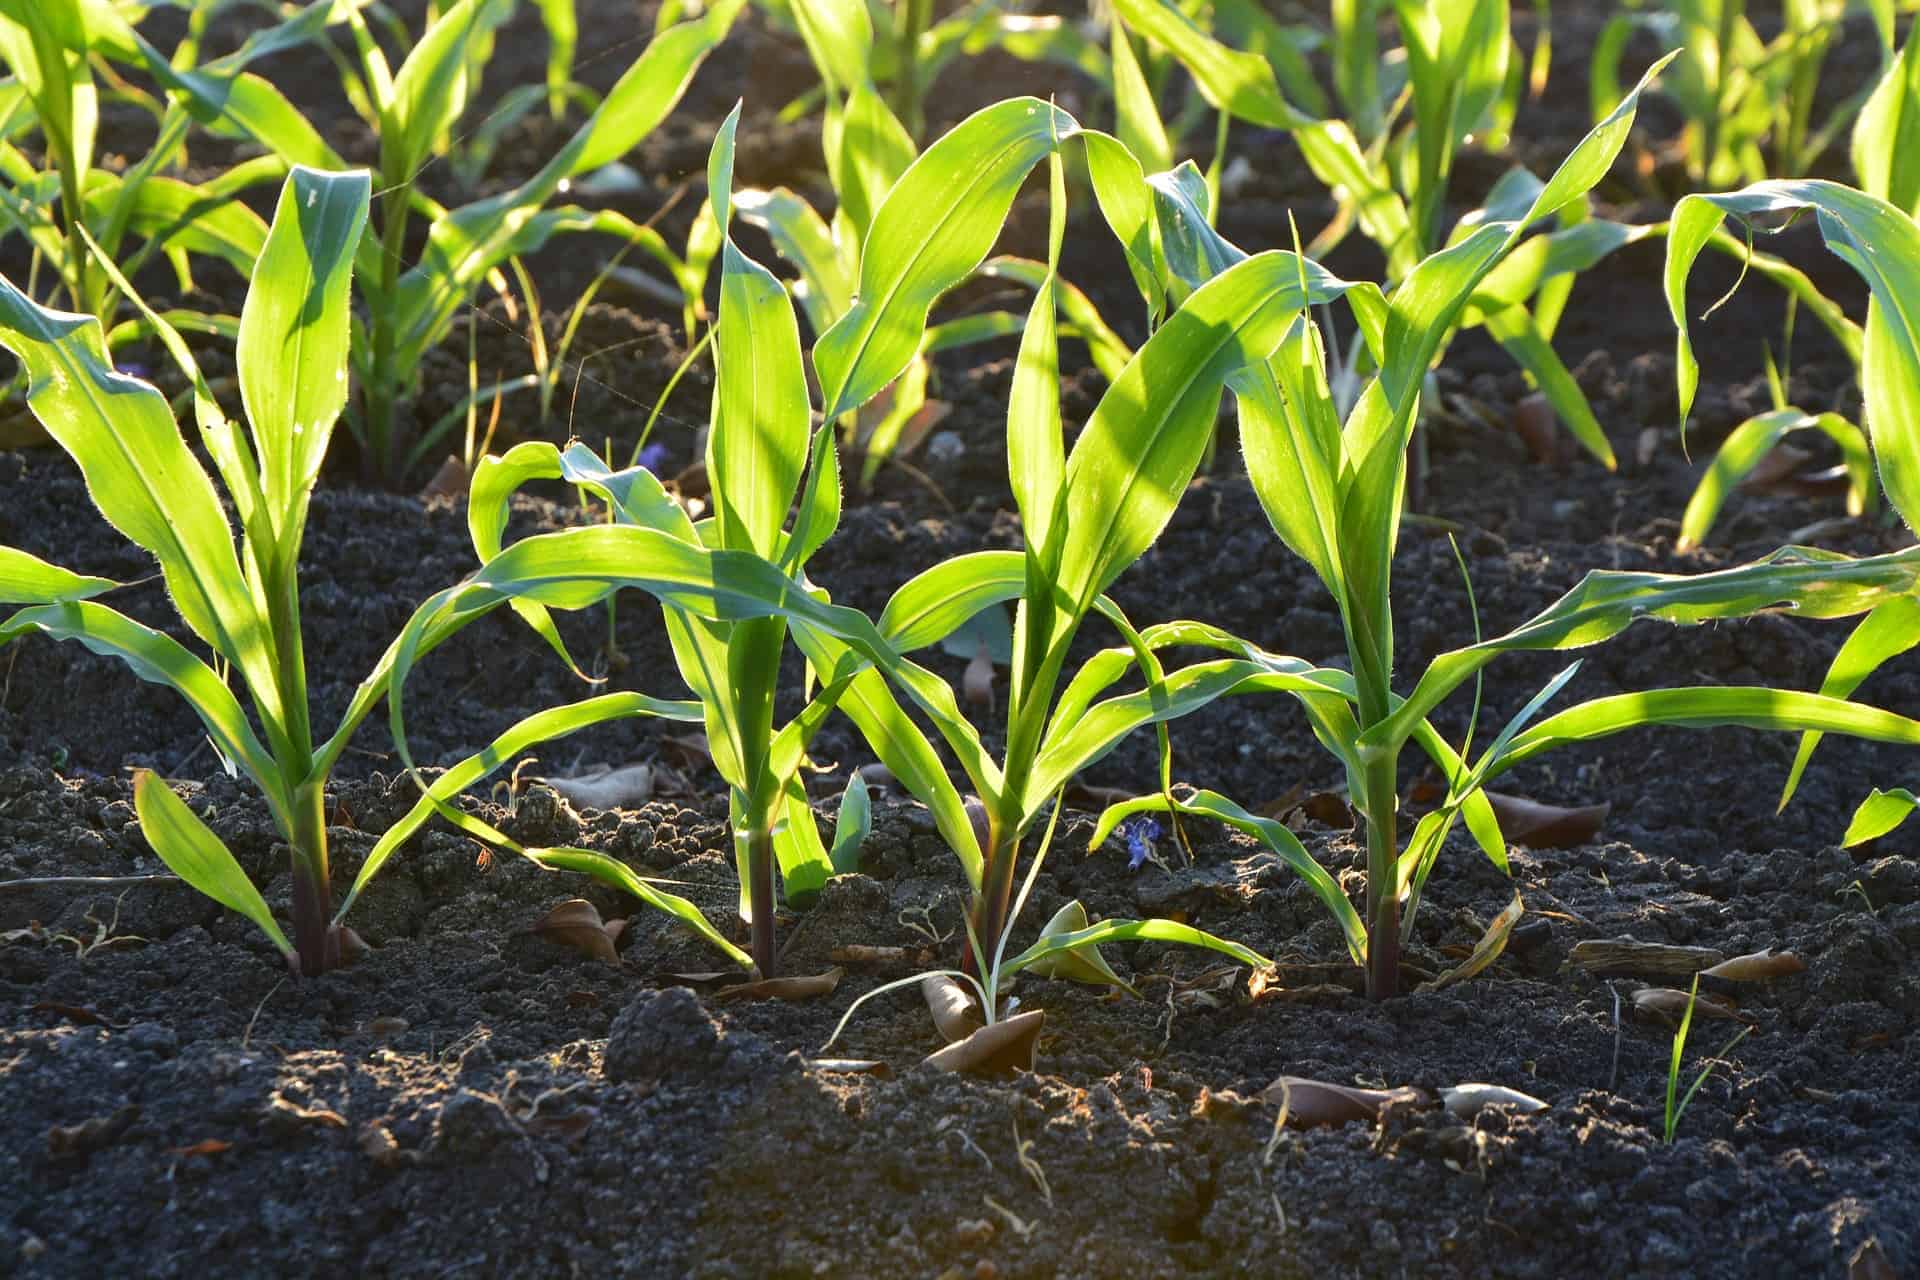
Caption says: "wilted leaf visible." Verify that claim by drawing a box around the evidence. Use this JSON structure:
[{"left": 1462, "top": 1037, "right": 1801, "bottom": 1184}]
[
  {"left": 359, "top": 1121, "right": 409, "bottom": 1167},
  {"left": 530, "top": 898, "right": 620, "bottom": 964},
  {"left": 1486, "top": 792, "right": 1609, "bottom": 847},
  {"left": 712, "top": 966, "right": 844, "bottom": 1002},
  {"left": 1566, "top": 940, "right": 1725, "bottom": 977},
  {"left": 1422, "top": 894, "right": 1524, "bottom": 991},
  {"left": 1261, "top": 1077, "right": 1427, "bottom": 1129},
  {"left": 362, "top": 1016, "right": 410, "bottom": 1038},
  {"left": 168, "top": 1138, "right": 234, "bottom": 1158},
  {"left": 1700, "top": 949, "right": 1805, "bottom": 982},
  {"left": 1441, "top": 1083, "right": 1548, "bottom": 1120},
  {"left": 1021, "top": 900, "right": 1138, "bottom": 995},
  {"left": 923, "top": 1009, "right": 1045, "bottom": 1076},
  {"left": 923, "top": 974, "right": 984, "bottom": 1044},
  {"left": 47, "top": 1106, "right": 139, "bottom": 1157},
  {"left": 1512, "top": 392, "right": 1564, "bottom": 464},
  {"left": 830, "top": 944, "right": 935, "bottom": 969},
  {"left": 420, "top": 455, "right": 473, "bottom": 501}
]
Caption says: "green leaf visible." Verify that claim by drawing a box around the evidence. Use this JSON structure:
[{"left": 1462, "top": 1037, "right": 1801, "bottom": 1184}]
[
  {"left": 1843, "top": 787, "right": 1917, "bottom": 845},
  {"left": 1852, "top": 18, "right": 1920, "bottom": 217},
  {"left": 134, "top": 769, "right": 292, "bottom": 958},
  {"left": 1091, "top": 787, "right": 1365, "bottom": 964},
  {"left": 1780, "top": 596, "right": 1920, "bottom": 809},
  {"left": 337, "top": 691, "right": 700, "bottom": 922},
  {"left": 1021, "top": 898, "right": 1138, "bottom": 994},
  {"left": 383, "top": 0, "right": 515, "bottom": 187},
  {"left": 814, "top": 97, "right": 1080, "bottom": 419},
  {"left": 0, "top": 276, "right": 289, "bottom": 756},
  {"left": 237, "top": 167, "right": 370, "bottom": 542},
  {"left": 0, "top": 546, "right": 115, "bottom": 603},
  {"left": 1679, "top": 409, "right": 1873, "bottom": 551},
  {"left": 526, "top": 847, "right": 754, "bottom": 970},
  {"left": 829, "top": 772, "right": 871, "bottom": 875},
  {"left": 1004, "top": 913, "right": 1270, "bottom": 977},
  {"left": 1664, "top": 180, "right": 1920, "bottom": 530}
]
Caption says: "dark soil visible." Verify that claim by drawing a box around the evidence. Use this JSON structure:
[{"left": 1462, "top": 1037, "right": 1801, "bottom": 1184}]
[{"left": 4, "top": 3, "right": 1919, "bottom": 1278}]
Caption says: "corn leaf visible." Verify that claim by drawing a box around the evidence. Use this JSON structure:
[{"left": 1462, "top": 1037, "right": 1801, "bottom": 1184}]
[
  {"left": 0, "top": 547, "right": 115, "bottom": 603},
  {"left": 1843, "top": 787, "right": 1918, "bottom": 844},
  {"left": 1780, "top": 596, "right": 1920, "bottom": 808},
  {"left": 134, "top": 770, "right": 291, "bottom": 958}
]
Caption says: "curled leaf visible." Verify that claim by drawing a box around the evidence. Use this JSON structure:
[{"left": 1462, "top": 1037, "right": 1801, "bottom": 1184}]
[
  {"left": 1422, "top": 894, "right": 1524, "bottom": 991},
  {"left": 530, "top": 899, "right": 620, "bottom": 964},
  {"left": 810, "top": 1058, "right": 894, "bottom": 1078},
  {"left": 1022, "top": 900, "right": 1138, "bottom": 995},
  {"left": 1700, "top": 949, "right": 1805, "bottom": 982},
  {"left": 1441, "top": 1083, "right": 1548, "bottom": 1120},
  {"left": 1261, "top": 1076, "right": 1428, "bottom": 1129},
  {"left": 923, "top": 1009, "right": 1045, "bottom": 1076},
  {"left": 712, "top": 966, "right": 844, "bottom": 1002},
  {"left": 923, "top": 974, "right": 984, "bottom": 1044},
  {"left": 1486, "top": 792, "right": 1609, "bottom": 848}
]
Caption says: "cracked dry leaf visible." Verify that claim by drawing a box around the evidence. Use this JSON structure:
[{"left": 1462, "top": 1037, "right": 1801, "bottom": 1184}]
[
  {"left": 530, "top": 899, "right": 621, "bottom": 965},
  {"left": 1261, "top": 1077, "right": 1428, "bottom": 1129},
  {"left": 1567, "top": 939, "right": 1725, "bottom": 977},
  {"left": 712, "top": 967, "right": 844, "bottom": 1003},
  {"left": 1486, "top": 792, "right": 1610, "bottom": 848},
  {"left": 46, "top": 1106, "right": 139, "bottom": 1157},
  {"left": 923, "top": 1010, "right": 1044, "bottom": 1076}
]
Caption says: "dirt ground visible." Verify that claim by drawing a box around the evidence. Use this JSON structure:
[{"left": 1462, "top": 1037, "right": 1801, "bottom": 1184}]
[{"left": 2, "top": 2, "right": 1917, "bottom": 1276}]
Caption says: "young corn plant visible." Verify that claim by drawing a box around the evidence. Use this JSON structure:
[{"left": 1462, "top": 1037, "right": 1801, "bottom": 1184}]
[
  {"left": 1664, "top": 177, "right": 1920, "bottom": 847},
  {"left": 0, "top": 0, "right": 299, "bottom": 408},
  {"left": 377, "top": 97, "right": 1294, "bottom": 995},
  {"left": 1669, "top": 20, "right": 1920, "bottom": 549},
  {"left": 141, "top": 0, "right": 741, "bottom": 485},
  {"left": 1088, "top": 71, "right": 1920, "bottom": 1000},
  {"left": 729, "top": 0, "right": 1130, "bottom": 487},
  {"left": 1593, "top": 0, "right": 1899, "bottom": 188},
  {"left": 0, "top": 167, "right": 410, "bottom": 977}
]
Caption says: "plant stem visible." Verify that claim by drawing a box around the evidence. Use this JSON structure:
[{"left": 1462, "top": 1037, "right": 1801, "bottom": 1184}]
[
  {"left": 364, "top": 183, "right": 411, "bottom": 485},
  {"left": 288, "top": 780, "right": 335, "bottom": 977},
  {"left": 1360, "top": 752, "right": 1401, "bottom": 999},
  {"left": 965, "top": 824, "right": 1017, "bottom": 979},
  {"left": 747, "top": 825, "right": 777, "bottom": 978},
  {"left": 891, "top": 0, "right": 933, "bottom": 138}
]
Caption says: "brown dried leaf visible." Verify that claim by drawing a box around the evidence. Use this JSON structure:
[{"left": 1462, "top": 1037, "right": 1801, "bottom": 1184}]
[
  {"left": 963, "top": 636, "right": 995, "bottom": 711},
  {"left": 168, "top": 1138, "right": 234, "bottom": 1158},
  {"left": 362, "top": 1016, "right": 409, "bottom": 1038},
  {"left": 662, "top": 733, "right": 713, "bottom": 772},
  {"left": 923, "top": 1009, "right": 1044, "bottom": 1076},
  {"left": 524, "top": 1109, "right": 596, "bottom": 1143},
  {"left": 810, "top": 1058, "right": 895, "bottom": 1079},
  {"left": 530, "top": 899, "right": 619, "bottom": 965},
  {"left": 358, "top": 1121, "right": 407, "bottom": 1167},
  {"left": 1261, "top": 1077, "right": 1428, "bottom": 1129},
  {"left": 1566, "top": 940, "right": 1725, "bottom": 977},
  {"left": 419, "top": 455, "right": 471, "bottom": 502},
  {"left": 1486, "top": 792, "right": 1609, "bottom": 848},
  {"left": 1632, "top": 986, "right": 1754, "bottom": 1026},
  {"left": 1512, "top": 392, "right": 1563, "bottom": 464},
  {"left": 1850, "top": 1238, "right": 1899, "bottom": 1280},
  {"left": 712, "top": 966, "right": 844, "bottom": 1003},
  {"left": 32, "top": 1002, "right": 125, "bottom": 1029},
  {"left": 46, "top": 1106, "right": 138, "bottom": 1157},
  {"left": 923, "top": 974, "right": 984, "bottom": 1044},
  {"left": 1422, "top": 894, "right": 1525, "bottom": 991},
  {"left": 1700, "top": 948, "right": 1805, "bottom": 982},
  {"left": 1300, "top": 791, "right": 1355, "bottom": 829},
  {"left": 830, "top": 944, "right": 933, "bottom": 970}
]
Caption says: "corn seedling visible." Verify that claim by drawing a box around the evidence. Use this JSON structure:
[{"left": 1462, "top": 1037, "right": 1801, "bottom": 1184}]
[
  {"left": 378, "top": 97, "right": 1290, "bottom": 989},
  {"left": 141, "top": 0, "right": 740, "bottom": 484},
  {"left": 1671, "top": 20, "right": 1920, "bottom": 549},
  {"left": 0, "top": 0, "right": 299, "bottom": 407},
  {"left": 0, "top": 167, "right": 448, "bottom": 977},
  {"left": 1090, "top": 69, "right": 1920, "bottom": 1000},
  {"left": 1663, "top": 976, "right": 1753, "bottom": 1143},
  {"left": 1594, "top": 0, "right": 1899, "bottom": 188}
]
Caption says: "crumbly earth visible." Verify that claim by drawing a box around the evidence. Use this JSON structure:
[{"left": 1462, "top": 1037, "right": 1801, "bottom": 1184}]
[{"left": 3, "top": 3, "right": 1917, "bottom": 1277}]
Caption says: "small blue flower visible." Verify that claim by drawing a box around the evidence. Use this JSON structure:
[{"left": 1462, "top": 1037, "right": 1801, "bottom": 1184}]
[
  {"left": 636, "top": 442, "right": 671, "bottom": 474},
  {"left": 114, "top": 361, "right": 152, "bottom": 382},
  {"left": 1118, "top": 815, "right": 1163, "bottom": 872}
]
